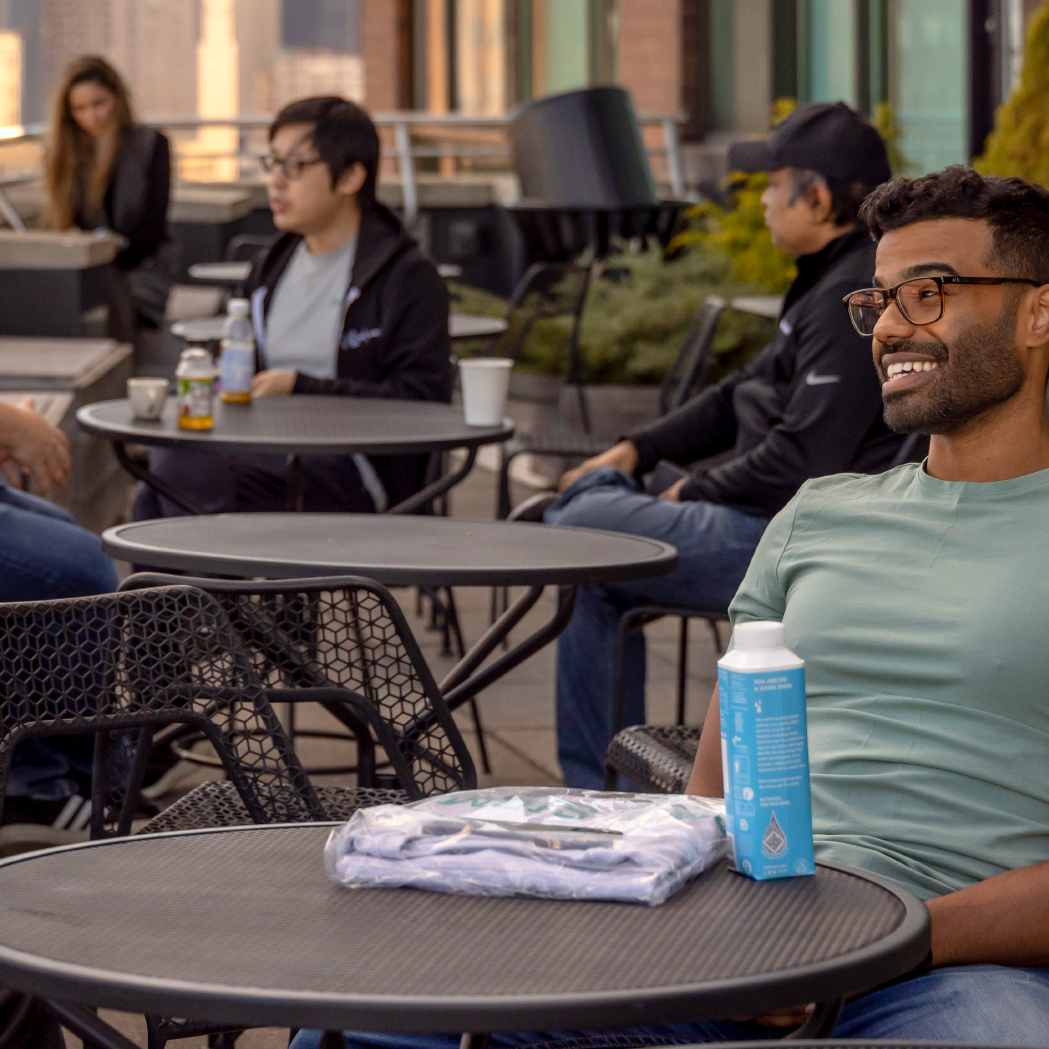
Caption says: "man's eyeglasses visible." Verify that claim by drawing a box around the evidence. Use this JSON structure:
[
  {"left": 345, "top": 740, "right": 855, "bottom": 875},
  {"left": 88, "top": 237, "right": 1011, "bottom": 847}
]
[
  {"left": 259, "top": 154, "right": 324, "bottom": 181},
  {"left": 843, "top": 275, "right": 1042, "bottom": 337}
]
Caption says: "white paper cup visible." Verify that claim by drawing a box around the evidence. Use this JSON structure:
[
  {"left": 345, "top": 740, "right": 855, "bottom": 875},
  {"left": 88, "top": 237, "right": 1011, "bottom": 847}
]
[
  {"left": 459, "top": 358, "right": 513, "bottom": 427},
  {"left": 127, "top": 377, "right": 169, "bottom": 420}
]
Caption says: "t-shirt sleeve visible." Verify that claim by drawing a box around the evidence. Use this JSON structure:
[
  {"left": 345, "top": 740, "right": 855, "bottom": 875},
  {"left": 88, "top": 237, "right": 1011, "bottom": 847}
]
[{"left": 727, "top": 485, "right": 806, "bottom": 628}]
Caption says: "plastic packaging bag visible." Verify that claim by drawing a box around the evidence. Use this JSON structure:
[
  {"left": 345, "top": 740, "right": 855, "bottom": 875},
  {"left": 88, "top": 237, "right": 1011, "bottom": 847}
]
[{"left": 324, "top": 787, "right": 727, "bottom": 906}]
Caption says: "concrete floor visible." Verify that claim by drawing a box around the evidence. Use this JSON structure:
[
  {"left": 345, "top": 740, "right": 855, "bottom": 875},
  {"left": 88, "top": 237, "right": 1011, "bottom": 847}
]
[{"left": 63, "top": 460, "right": 727, "bottom": 1048}]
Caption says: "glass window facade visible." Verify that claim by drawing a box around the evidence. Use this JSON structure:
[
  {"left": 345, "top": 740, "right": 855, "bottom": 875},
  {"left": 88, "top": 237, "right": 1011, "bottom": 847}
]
[{"left": 889, "top": 0, "right": 968, "bottom": 174}]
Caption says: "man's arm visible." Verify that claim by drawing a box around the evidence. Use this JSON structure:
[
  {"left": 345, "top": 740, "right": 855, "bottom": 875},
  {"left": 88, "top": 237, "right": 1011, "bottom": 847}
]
[
  {"left": 0, "top": 398, "right": 71, "bottom": 497},
  {"left": 926, "top": 863, "right": 1049, "bottom": 967},
  {"left": 558, "top": 347, "right": 774, "bottom": 491},
  {"left": 686, "top": 686, "right": 723, "bottom": 796}
]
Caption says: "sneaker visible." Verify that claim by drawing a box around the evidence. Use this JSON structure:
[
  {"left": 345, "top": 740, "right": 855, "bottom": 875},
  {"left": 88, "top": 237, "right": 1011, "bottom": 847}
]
[{"left": 0, "top": 794, "right": 93, "bottom": 856}]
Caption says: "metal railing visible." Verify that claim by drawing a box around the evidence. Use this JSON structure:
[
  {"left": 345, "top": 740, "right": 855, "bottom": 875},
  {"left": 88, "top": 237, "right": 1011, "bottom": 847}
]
[{"left": 0, "top": 110, "right": 687, "bottom": 230}]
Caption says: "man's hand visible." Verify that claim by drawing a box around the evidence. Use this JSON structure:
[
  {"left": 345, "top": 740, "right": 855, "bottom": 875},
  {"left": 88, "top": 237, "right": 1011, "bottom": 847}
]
[
  {"left": 0, "top": 397, "right": 71, "bottom": 498},
  {"left": 557, "top": 440, "right": 640, "bottom": 493},
  {"left": 252, "top": 370, "right": 297, "bottom": 398},
  {"left": 659, "top": 477, "right": 687, "bottom": 502}
]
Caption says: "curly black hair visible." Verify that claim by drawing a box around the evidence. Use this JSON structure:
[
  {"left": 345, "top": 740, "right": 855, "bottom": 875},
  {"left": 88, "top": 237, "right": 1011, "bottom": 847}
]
[{"left": 859, "top": 166, "right": 1049, "bottom": 284}]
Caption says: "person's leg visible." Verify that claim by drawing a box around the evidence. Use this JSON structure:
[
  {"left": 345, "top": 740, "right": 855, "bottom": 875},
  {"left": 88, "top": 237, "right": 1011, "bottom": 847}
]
[
  {"left": 0, "top": 484, "right": 120, "bottom": 813},
  {"left": 544, "top": 469, "right": 769, "bottom": 789},
  {"left": 0, "top": 483, "right": 119, "bottom": 600},
  {"left": 835, "top": 964, "right": 1049, "bottom": 1045},
  {"left": 132, "top": 448, "right": 239, "bottom": 519}
]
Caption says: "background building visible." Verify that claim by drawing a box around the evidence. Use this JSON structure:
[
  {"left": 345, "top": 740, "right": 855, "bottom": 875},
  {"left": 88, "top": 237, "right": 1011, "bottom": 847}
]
[{"left": 1, "top": 0, "right": 1043, "bottom": 184}]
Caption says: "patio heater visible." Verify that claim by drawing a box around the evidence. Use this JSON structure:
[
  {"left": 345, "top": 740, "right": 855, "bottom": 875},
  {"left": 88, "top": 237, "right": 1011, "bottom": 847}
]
[{"left": 507, "top": 86, "right": 686, "bottom": 263}]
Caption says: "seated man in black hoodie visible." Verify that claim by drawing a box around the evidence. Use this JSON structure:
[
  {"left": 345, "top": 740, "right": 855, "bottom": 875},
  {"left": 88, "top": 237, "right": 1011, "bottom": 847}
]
[
  {"left": 546, "top": 103, "right": 910, "bottom": 789},
  {"left": 134, "top": 96, "right": 450, "bottom": 517}
]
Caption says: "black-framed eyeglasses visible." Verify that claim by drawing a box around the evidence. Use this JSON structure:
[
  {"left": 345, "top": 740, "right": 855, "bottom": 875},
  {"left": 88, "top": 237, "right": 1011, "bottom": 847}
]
[
  {"left": 843, "top": 275, "right": 1043, "bottom": 337},
  {"left": 259, "top": 154, "right": 324, "bottom": 180}
]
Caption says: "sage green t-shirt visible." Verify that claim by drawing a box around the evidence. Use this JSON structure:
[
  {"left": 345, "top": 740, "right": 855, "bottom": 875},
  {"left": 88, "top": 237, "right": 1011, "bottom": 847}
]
[{"left": 729, "top": 462, "right": 1049, "bottom": 900}]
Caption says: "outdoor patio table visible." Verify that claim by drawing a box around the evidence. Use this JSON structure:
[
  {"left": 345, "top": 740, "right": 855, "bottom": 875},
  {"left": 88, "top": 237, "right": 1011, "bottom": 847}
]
[
  {"left": 0, "top": 823, "right": 930, "bottom": 1047},
  {"left": 100, "top": 514, "right": 678, "bottom": 715},
  {"left": 76, "top": 396, "right": 513, "bottom": 515},
  {"left": 187, "top": 260, "right": 252, "bottom": 285},
  {"left": 170, "top": 311, "right": 507, "bottom": 344},
  {"left": 731, "top": 295, "right": 784, "bottom": 320}
]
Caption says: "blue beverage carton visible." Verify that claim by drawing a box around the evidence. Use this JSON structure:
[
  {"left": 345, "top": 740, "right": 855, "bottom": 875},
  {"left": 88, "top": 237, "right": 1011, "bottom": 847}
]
[{"left": 717, "top": 620, "right": 814, "bottom": 880}]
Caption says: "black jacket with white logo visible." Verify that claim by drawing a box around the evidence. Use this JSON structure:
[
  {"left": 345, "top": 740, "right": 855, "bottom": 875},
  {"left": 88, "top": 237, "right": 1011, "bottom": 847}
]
[
  {"left": 245, "top": 202, "right": 452, "bottom": 508},
  {"left": 627, "top": 229, "right": 904, "bottom": 519}
]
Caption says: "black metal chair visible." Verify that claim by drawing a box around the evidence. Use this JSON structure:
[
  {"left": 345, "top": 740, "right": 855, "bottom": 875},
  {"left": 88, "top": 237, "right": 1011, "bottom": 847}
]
[
  {"left": 0, "top": 584, "right": 328, "bottom": 839},
  {"left": 119, "top": 573, "right": 476, "bottom": 834},
  {"left": 111, "top": 576, "right": 474, "bottom": 1049}
]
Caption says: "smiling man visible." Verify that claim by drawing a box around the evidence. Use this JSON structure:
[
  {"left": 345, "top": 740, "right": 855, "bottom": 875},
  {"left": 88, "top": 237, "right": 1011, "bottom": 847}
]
[
  {"left": 678, "top": 165, "right": 1049, "bottom": 1041},
  {"left": 544, "top": 102, "right": 905, "bottom": 790},
  {"left": 134, "top": 96, "right": 450, "bottom": 518}
]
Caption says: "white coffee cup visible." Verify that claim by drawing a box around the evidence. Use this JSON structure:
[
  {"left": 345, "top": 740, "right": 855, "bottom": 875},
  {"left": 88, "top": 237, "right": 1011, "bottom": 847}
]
[
  {"left": 127, "top": 377, "right": 169, "bottom": 420},
  {"left": 459, "top": 358, "right": 513, "bottom": 427}
]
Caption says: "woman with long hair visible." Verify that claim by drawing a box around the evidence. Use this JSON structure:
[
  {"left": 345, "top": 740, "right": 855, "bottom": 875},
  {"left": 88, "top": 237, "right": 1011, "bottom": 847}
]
[{"left": 45, "top": 55, "right": 173, "bottom": 337}]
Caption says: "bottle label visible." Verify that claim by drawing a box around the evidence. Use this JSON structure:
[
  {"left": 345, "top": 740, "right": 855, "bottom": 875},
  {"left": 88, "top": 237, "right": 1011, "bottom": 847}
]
[
  {"left": 220, "top": 346, "right": 254, "bottom": 394},
  {"left": 177, "top": 377, "right": 214, "bottom": 427},
  {"left": 719, "top": 663, "right": 814, "bottom": 880}
]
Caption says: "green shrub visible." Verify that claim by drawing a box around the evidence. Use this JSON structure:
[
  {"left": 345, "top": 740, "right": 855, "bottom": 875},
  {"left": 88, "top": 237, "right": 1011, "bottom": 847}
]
[{"left": 975, "top": 3, "right": 1049, "bottom": 186}]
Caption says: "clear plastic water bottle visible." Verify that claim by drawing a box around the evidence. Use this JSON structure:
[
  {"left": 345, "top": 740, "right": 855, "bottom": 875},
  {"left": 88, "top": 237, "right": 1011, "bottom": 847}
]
[
  {"left": 219, "top": 298, "right": 255, "bottom": 404},
  {"left": 718, "top": 620, "right": 814, "bottom": 880}
]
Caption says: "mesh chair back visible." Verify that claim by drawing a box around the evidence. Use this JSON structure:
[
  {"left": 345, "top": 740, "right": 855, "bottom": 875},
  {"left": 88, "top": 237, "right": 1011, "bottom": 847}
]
[
  {"left": 0, "top": 586, "right": 323, "bottom": 837},
  {"left": 120, "top": 575, "right": 476, "bottom": 799},
  {"left": 659, "top": 296, "right": 725, "bottom": 415}
]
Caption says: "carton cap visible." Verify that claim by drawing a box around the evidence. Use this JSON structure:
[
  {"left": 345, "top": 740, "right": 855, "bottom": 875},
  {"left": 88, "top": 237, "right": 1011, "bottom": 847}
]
[{"left": 733, "top": 620, "right": 786, "bottom": 651}]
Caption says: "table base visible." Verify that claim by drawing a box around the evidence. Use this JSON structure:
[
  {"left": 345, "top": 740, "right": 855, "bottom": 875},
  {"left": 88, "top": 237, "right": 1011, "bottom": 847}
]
[{"left": 115, "top": 442, "right": 479, "bottom": 516}]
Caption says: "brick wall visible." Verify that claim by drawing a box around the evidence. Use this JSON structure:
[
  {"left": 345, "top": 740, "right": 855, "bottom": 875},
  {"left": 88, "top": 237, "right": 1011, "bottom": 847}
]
[
  {"left": 361, "top": 0, "right": 405, "bottom": 110},
  {"left": 617, "top": 0, "right": 681, "bottom": 115}
]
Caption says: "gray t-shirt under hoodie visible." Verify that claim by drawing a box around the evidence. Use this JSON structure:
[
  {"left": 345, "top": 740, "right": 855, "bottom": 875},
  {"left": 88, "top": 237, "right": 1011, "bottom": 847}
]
[{"left": 264, "top": 236, "right": 357, "bottom": 378}]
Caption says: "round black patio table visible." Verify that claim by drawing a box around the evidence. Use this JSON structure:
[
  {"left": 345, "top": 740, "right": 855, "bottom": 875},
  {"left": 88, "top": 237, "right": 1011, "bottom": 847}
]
[
  {"left": 100, "top": 513, "right": 673, "bottom": 587},
  {"left": 101, "top": 514, "right": 679, "bottom": 714},
  {"left": 0, "top": 824, "right": 929, "bottom": 1041},
  {"left": 77, "top": 396, "right": 513, "bottom": 515}
]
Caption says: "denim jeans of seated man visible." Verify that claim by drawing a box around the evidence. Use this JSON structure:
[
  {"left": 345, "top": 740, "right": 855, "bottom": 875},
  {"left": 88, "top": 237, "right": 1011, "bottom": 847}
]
[
  {"left": 0, "top": 482, "right": 120, "bottom": 802},
  {"left": 541, "top": 467, "right": 769, "bottom": 790},
  {"left": 290, "top": 963, "right": 1049, "bottom": 1049}
]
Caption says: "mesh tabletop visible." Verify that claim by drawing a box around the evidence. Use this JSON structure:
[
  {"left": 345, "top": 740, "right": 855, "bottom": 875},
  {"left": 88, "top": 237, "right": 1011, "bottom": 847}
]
[
  {"left": 76, "top": 397, "right": 513, "bottom": 455},
  {"left": 101, "top": 514, "right": 679, "bottom": 586},
  {"left": 0, "top": 825, "right": 927, "bottom": 1033}
]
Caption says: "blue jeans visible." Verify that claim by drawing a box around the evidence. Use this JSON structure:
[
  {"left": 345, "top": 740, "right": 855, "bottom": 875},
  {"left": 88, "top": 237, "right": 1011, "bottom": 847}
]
[
  {"left": 0, "top": 483, "right": 120, "bottom": 801},
  {"left": 543, "top": 469, "right": 769, "bottom": 789},
  {"left": 291, "top": 964, "right": 1049, "bottom": 1048}
]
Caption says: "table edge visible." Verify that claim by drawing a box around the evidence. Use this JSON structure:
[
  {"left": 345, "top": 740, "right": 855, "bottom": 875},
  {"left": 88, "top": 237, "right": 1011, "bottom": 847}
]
[
  {"left": 75, "top": 399, "right": 515, "bottom": 454},
  {"left": 100, "top": 515, "right": 679, "bottom": 587},
  {"left": 0, "top": 825, "right": 930, "bottom": 1033}
]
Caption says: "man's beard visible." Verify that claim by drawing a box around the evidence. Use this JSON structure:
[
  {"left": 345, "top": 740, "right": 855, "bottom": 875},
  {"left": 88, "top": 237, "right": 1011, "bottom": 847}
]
[{"left": 882, "top": 305, "right": 1025, "bottom": 435}]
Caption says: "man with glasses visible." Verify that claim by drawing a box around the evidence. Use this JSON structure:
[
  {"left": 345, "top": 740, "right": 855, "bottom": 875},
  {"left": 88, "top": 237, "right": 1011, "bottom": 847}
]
[
  {"left": 292, "top": 167, "right": 1049, "bottom": 1049},
  {"left": 134, "top": 96, "right": 450, "bottom": 518},
  {"left": 545, "top": 103, "right": 906, "bottom": 789}
]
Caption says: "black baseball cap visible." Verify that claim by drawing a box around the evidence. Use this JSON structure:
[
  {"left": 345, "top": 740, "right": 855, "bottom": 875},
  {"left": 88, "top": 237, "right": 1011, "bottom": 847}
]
[{"left": 728, "top": 102, "right": 892, "bottom": 185}]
